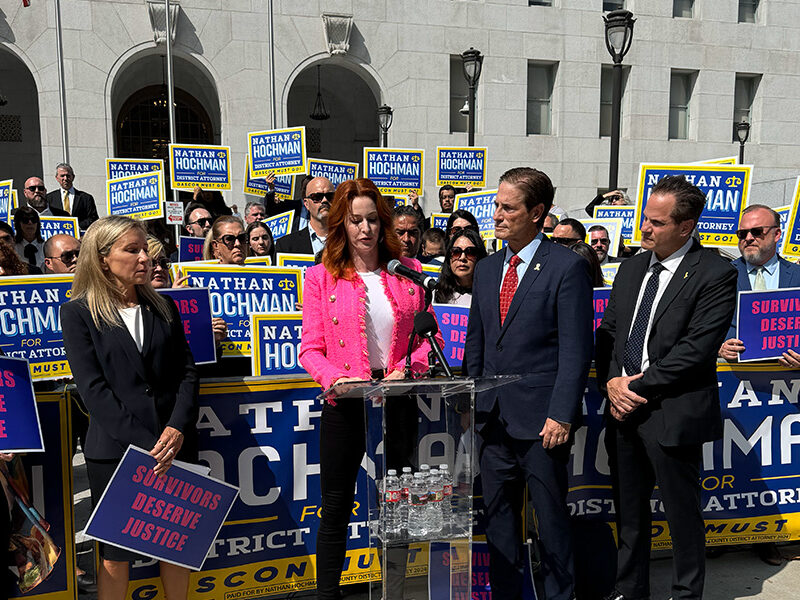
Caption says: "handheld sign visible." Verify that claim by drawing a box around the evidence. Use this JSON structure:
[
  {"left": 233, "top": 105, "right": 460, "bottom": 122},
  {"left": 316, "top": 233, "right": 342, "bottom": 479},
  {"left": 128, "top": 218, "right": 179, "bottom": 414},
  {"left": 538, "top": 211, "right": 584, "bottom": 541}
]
[
  {"left": 0, "top": 179, "right": 12, "bottom": 223},
  {"left": 776, "top": 205, "right": 791, "bottom": 234},
  {"left": 276, "top": 253, "right": 315, "bottom": 270},
  {"left": 107, "top": 170, "right": 164, "bottom": 220},
  {"left": 263, "top": 210, "right": 294, "bottom": 241},
  {"left": 106, "top": 158, "right": 163, "bottom": 180},
  {"left": 436, "top": 146, "right": 487, "bottom": 187},
  {"left": 430, "top": 213, "right": 449, "bottom": 231},
  {"left": 601, "top": 263, "right": 620, "bottom": 286},
  {"left": 243, "top": 156, "right": 296, "bottom": 201},
  {"left": 39, "top": 216, "right": 80, "bottom": 241},
  {"left": 10, "top": 188, "right": 17, "bottom": 211},
  {"left": 634, "top": 163, "right": 752, "bottom": 248},
  {"left": 781, "top": 178, "right": 800, "bottom": 259},
  {"left": 178, "top": 236, "right": 205, "bottom": 263},
  {"left": 307, "top": 158, "right": 358, "bottom": 186},
  {"left": 165, "top": 201, "right": 183, "bottom": 226},
  {"left": 248, "top": 127, "right": 307, "bottom": 177},
  {"left": 84, "top": 445, "right": 238, "bottom": 570},
  {"left": 736, "top": 288, "right": 800, "bottom": 362},
  {"left": 593, "top": 288, "right": 612, "bottom": 336},
  {"left": 695, "top": 156, "right": 738, "bottom": 165},
  {"left": 363, "top": 148, "right": 424, "bottom": 196},
  {"left": 250, "top": 313, "right": 304, "bottom": 376},
  {"left": 157, "top": 288, "right": 217, "bottom": 365},
  {"left": 421, "top": 262, "right": 442, "bottom": 280},
  {"left": 580, "top": 218, "right": 624, "bottom": 258},
  {"left": 432, "top": 304, "right": 469, "bottom": 365},
  {"left": 454, "top": 189, "right": 498, "bottom": 239},
  {"left": 169, "top": 144, "right": 232, "bottom": 191},
  {"left": 0, "top": 356, "right": 45, "bottom": 452},
  {"left": 594, "top": 205, "right": 635, "bottom": 245},
  {"left": 244, "top": 256, "right": 272, "bottom": 266}
]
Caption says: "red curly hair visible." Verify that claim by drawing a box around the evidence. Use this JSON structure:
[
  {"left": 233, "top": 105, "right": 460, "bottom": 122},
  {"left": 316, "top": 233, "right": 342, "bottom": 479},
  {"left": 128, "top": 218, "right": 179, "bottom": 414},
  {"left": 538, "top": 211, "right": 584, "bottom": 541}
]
[{"left": 322, "top": 178, "right": 402, "bottom": 280}]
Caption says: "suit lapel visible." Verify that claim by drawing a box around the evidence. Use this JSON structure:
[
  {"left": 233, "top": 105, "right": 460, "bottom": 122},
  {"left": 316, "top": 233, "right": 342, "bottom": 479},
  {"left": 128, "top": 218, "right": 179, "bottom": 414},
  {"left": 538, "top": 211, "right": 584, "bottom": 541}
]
[
  {"left": 735, "top": 258, "right": 751, "bottom": 291},
  {"left": 498, "top": 240, "right": 550, "bottom": 336},
  {"left": 652, "top": 241, "right": 701, "bottom": 325},
  {"left": 116, "top": 317, "right": 148, "bottom": 381},
  {"left": 141, "top": 302, "right": 156, "bottom": 357}
]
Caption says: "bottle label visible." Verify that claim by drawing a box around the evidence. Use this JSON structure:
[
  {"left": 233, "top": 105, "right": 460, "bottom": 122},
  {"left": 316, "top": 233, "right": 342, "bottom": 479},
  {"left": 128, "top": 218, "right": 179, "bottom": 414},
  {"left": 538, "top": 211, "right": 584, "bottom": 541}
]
[
  {"left": 443, "top": 484, "right": 453, "bottom": 496},
  {"left": 430, "top": 490, "right": 443, "bottom": 503},
  {"left": 401, "top": 487, "right": 410, "bottom": 499},
  {"left": 410, "top": 493, "right": 427, "bottom": 506},
  {"left": 385, "top": 490, "right": 400, "bottom": 503}
]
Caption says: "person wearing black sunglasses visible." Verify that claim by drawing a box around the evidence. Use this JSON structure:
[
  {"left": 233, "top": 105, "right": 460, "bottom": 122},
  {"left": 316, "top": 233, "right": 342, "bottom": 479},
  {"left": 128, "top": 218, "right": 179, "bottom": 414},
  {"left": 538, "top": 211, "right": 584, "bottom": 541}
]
[
  {"left": 203, "top": 216, "right": 247, "bottom": 265},
  {"left": 276, "top": 176, "right": 334, "bottom": 255},
  {"left": 43, "top": 234, "right": 80, "bottom": 274},
  {"left": 183, "top": 202, "right": 214, "bottom": 238},
  {"left": 434, "top": 229, "right": 487, "bottom": 305},
  {"left": 21, "top": 176, "right": 69, "bottom": 217},
  {"left": 13, "top": 206, "right": 46, "bottom": 269}
]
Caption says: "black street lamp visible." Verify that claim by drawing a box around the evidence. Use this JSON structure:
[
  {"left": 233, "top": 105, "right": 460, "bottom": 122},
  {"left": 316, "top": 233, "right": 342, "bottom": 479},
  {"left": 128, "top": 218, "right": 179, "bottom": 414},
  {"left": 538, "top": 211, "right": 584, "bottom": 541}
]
[
  {"left": 603, "top": 10, "right": 635, "bottom": 191},
  {"left": 377, "top": 104, "right": 393, "bottom": 147},
  {"left": 736, "top": 119, "right": 751, "bottom": 164},
  {"left": 461, "top": 47, "right": 484, "bottom": 147}
]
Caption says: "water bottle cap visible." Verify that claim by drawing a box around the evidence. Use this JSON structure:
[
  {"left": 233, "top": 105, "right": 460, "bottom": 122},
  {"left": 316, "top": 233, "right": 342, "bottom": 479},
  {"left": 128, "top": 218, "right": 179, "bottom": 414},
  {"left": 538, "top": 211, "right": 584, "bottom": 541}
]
[
  {"left": 431, "top": 469, "right": 439, "bottom": 475},
  {"left": 402, "top": 467, "right": 412, "bottom": 473},
  {"left": 387, "top": 469, "right": 397, "bottom": 476},
  {"left": 420, "top": 464, "right": 430, "bottom": 470},
  {"left": 439, "top": 464, "right": 448, "bottom": 470},
  {"left": 414, "top": 472, "right": 423, "bottom": 478}
]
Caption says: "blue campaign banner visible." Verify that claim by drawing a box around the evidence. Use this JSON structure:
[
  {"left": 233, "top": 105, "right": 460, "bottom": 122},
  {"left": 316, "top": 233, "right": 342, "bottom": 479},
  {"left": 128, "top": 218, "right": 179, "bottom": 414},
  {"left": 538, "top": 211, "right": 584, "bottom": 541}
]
[
  {"left": 169, "top": 144, "right": 232, "bottom": 191},
  {"left": 777, "top": 205, "right": 791, "bottom": 234},
  {"left": 85, "top": 445, "right": 238, "bottom": 570},
  {"left": 39, "top": 216, "right": 79, "bottom": 241},
  {"left": 430, "top": 213, "right": 449, "bottom": 231},
  {"left": 0, "top": 275, "right": 73, "bottom": 381},
  {"left": 736, "top": 288, "right": 800, "bottom": 362},
  {"left": 780, "top": 178, "right": 800, "bottom": 259},
  {"left": 250, "top": 313, "right": 304, "bottom": 376},
  {"left": 107, "top": 170, "right": 164, "bottom": 220},
  {"left": 593, "top": 287, "right": 611, "bottom": 335},
  {"left": 273, "top": 174, "right": 295, "bottom": 200},
  {"left": 433, "top": 304, "right": 469, "bottom": 365},
  {"left": 0, "top": 356, "right": 44, "bottom": 452},
  {"left": 0, "top": 179, "right": 12, "bottom": 222},
  {"left": 106, "top": 158, "right": 163, "bottom": 180},
  {"left": 436, "top": 146, "right": 487, "bottom": 187},
  {"left": 363, "top": 148, "right": 424, "bottom": 195},
  {"left": 307, "top": 158, "right": 358, "bottom": 187},
  {"left": 634, "top": 163, "right": 752, "bottom": 248},
  {"left": 421, "top": 262, "right": 442, "bottom": 280},
  {"left": 243, "top": 157, "right": 296, "bottom": 201},
  {"left": 178, "top": 236, "right": 206, "bottom": 263},
  {"left": 594, "top": 205, "right": 635, "bottom": 243},
  {"left": 263, "top": 210, "right": 294, "bottom": 241},
  {"left": 601, "top": 263, "right": 619, "bottom": 286},
  {"left": 276, "top": 253, "right": 315, "bottom": 270},
  {"left": 175, "top": 265, "right": 302, "bottom": 357},
  {"left": 157, "top": 288, "right": 217, "bottom": 365},
  {"left": 248, "top": 127, "right": 307, "bottom": 177},
  {"left": 453, "top": 189, "right": 498, "bottom": 240}
]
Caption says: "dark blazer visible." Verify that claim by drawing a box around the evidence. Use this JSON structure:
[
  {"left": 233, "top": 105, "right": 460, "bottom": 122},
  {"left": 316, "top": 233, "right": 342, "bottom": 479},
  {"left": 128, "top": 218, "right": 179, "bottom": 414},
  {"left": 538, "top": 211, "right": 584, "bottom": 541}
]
[
  {"left": 61, "top": 297, "right": 198, "bottom": 461},
  {"left": 464, "top": 237, "right": 594, "bottom": 439},
  {"left": 264, "top": 191, "right": 304, "bottom": 233},
  {"left": 47, "top": 188, "right": 99, "bottom": 230},
  {"left": 15, "top": 204, "right": 70, "bottom": 218},
  {"left": 596, "top": 240, "right": 737, "bottom": 446},
  {"left": 276, "top": 226, "right": 314, "bottom": 255}
]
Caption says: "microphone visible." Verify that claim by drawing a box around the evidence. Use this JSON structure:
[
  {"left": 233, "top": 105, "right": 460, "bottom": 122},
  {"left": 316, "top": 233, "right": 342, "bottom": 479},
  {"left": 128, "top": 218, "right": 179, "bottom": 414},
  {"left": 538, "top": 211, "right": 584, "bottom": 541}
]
[
  {"left": 413, "top": 311, "right": 454, "bottom": 378},
  {"left": 387, "top": 259, "right": 438, "bottom": 292}
]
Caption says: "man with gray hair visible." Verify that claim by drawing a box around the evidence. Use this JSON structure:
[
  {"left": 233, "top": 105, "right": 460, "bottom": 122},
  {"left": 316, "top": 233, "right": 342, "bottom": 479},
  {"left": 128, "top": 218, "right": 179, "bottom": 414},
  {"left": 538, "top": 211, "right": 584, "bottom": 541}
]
[
  {"left": 244, "top": 201, "right": 266, "bottom": 224},
  {"left": 46, "top": 162, "right": 99, "bottom": 230}
]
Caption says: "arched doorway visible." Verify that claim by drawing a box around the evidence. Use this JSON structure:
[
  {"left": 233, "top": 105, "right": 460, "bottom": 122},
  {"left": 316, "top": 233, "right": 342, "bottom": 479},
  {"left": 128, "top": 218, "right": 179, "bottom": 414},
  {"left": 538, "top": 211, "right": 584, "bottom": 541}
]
[{"left": 287, "top": 62, "right": 379, "bottom": 165}]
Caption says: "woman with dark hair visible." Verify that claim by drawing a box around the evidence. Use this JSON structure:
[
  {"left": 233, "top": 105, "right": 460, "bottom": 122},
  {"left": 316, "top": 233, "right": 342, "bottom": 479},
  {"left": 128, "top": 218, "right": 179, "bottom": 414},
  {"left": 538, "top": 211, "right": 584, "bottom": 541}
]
[
  {"left": 202, "top": 215, "right": 247, "bottom": 265},
  {"left": 434, "top": 229, "right": 488, "bottom": 306},
  {"left": 445, "top": 209, "right": 480, "bottom": 240},
  {"left": 246, "top": 220, "right": 275, "bottom": 261},
  {"left": 570, "top": 241, "right": 605, "bottom": 287},
  {"left": 13, "top": 207, "right": 44, "bottom": 269},
  {"left": 299, "top": 178, "right": 442, "bottom": 600},
  {"left": 0, "top": 242, "right": 30, "bottom": 276}
]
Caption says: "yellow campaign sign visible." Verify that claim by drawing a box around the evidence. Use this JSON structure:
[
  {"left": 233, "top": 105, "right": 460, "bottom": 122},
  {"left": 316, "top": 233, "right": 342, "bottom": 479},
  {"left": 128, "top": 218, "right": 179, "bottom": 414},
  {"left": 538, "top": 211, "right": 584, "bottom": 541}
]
[{"left": 780, "top": 177, "right": 800, "bottom": 259}]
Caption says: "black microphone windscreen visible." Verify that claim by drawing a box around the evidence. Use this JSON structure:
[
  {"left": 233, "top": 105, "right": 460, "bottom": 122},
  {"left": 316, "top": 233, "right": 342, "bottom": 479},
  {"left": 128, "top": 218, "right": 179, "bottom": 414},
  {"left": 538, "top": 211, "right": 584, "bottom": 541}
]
[{"left": 413, "top": 311, "right": 439, "bottom": 337}]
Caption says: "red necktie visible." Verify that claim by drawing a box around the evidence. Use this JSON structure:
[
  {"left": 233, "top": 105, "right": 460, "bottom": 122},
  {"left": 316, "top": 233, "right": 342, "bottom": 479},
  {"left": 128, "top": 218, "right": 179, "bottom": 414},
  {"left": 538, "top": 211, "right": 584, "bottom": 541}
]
[{"left": 500, "top": 254, "right": 522, "bottom": 325}]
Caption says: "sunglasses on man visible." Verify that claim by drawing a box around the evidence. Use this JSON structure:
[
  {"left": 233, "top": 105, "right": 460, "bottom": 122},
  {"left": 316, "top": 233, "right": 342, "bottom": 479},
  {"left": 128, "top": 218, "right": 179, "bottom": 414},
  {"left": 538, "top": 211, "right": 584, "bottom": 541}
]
[
  {"left": 552, "top": 237, "right": 580, "bottom": 247},
  {"left": 188, "top": 217, "right": 213, "bottom": 228},
  {"left": 590, "top": 237, "right": 610, "bottom": 246},
  {"left": 47, "top": 249, "right": 80, "bottom": 264},
  {"left": 26, "top": 185, "right": 46, "bottom": 192},
  {"left": 215, "top": 233, "right": 248, "bottom": 248},
  {"left": 305, "top": 192, "right": 335, "bottom": 204},
  {"left": 735, "top": 225, "right": 777, "bottom": 240}
]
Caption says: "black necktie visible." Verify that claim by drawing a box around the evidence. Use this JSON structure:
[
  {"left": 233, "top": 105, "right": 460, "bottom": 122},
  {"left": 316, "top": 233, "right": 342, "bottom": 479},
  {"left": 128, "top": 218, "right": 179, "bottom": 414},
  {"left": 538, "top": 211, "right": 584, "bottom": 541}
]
[
  {"left": 23, "top": 243, "right": 37, "bottom": 266},
  {"left": 623, "top": 262, "right": 666, "bottom": 376}
]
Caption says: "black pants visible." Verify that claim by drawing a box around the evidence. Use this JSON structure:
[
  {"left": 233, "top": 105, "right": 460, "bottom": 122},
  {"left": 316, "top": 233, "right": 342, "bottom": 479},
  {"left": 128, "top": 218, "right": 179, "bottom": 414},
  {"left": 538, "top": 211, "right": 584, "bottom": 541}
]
[{"left": 316, "top": 397, "right": 417, "bottom": 600}]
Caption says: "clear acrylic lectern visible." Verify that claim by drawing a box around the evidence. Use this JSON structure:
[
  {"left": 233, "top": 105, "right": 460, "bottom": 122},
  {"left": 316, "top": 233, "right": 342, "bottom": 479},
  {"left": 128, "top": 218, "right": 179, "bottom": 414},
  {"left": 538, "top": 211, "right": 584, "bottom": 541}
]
[{"left": 319, "top": 375, "right": 519, "bottom": 600}]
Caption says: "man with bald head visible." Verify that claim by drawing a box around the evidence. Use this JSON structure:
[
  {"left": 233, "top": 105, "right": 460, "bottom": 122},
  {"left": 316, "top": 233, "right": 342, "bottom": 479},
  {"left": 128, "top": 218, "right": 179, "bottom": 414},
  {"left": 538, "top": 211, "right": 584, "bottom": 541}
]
[
  {"left": 44, "top": 234, "right": 80, "bottom": 274},
  {"left": 22, "top": 176, "right": 69, "bottom": 217},
  {"left": 276, "top": 176, "right": 334, "bottom": 255}
]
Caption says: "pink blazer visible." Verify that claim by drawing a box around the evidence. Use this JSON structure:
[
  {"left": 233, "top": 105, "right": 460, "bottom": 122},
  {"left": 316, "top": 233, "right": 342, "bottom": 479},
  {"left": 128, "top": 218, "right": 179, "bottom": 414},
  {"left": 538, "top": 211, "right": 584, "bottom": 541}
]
[{"left": 299, "top": 257, "right": 443, "bottom": 391}]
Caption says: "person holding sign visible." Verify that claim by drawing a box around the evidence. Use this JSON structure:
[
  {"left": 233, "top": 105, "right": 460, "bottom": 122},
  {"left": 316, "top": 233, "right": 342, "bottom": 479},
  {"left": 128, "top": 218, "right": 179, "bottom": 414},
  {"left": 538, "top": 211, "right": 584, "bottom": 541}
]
[
  {"left": 202, "top": 216, "right": 247, "bottom": 265},
  {"left": 299, "top": 178, "right": 442, "bottom": 600},
  {"left": 434, "top": 229, "right": 487, "bottom": 306},
  {"left": 61, "top": 216, "right": 198, "bottom": 600},
  {"left": 276, "top": 176, "right": 333, "bottom": 255}
]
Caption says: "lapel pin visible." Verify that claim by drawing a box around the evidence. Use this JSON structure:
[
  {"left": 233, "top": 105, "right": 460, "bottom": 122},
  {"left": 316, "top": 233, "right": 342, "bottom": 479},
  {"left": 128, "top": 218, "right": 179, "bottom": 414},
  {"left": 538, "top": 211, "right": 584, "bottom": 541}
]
[
  {"left": 534, "top": 263, "right": 541, "bottom": 271},
  {"left": 683, "top": 271, "right": 688, "bottom": 279}
]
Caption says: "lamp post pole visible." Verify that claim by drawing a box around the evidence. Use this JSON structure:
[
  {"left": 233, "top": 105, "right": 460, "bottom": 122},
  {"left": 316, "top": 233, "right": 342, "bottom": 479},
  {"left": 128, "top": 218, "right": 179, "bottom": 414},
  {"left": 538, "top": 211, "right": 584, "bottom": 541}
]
[
  {"left": 603, "top": 10, "right": 635, "bottom": 191},
  {"left": 377, "top": 105, "right": 393, "bottom": 147},
  {"left": 461, "top": 48, "right": 484, "bottom": 147}
]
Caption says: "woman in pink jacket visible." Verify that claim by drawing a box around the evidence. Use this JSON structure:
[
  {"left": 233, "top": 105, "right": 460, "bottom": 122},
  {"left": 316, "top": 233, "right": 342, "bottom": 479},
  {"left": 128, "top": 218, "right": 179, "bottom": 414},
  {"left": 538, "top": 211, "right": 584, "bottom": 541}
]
[{"left": 300, "top": 178, "right": 440, "bottom": 599}]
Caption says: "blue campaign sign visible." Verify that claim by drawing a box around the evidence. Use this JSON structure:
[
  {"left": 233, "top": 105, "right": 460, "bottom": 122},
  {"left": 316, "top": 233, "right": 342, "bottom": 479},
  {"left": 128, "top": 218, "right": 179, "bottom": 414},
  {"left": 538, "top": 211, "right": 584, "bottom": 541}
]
[
  {"left": 780, "top": 178, "right": 800, "bottom": 259},
  {"left": 178, "top": 236, "right": 206, "bottom": 263},
  {"left": 634, "top": 163, "right": 752, "bottom": 248},
  {"left": 432, "top": 304, "right": 469, "bottom": 365},
  {"left": 594, "top": 205, "right": 635, "bottom": 243},
  {"left": 243, "top": 157, "right": 296, "bottom": 201},
  {"left": 176, "top": 265, "right": 303, "bottom": 357},
  {"left": 84, "top": 445, "right": 238, "bottom": 570},
  {"left": 453, "top": 189, "right": 498, "bottom": 240},
  {"left": 169, "top": 144, "right": 232, "bottom": 191},
  {"left": 263, "top": 210, "right": 294, "bottom": 241},
  {"left": 157, "top": 288, "right": 217, "bottom": 365},
  {"left": 363, "top": 148, "right": 424, "bottom": 195},
  {"left": 736, "top": 288, "right": 800, "bottom": 362},
  {"left": 777, "top": 205, "right": 791, "bottom": 234},
  {"left": 250, "top": 313, "right": 304, "bottom": 376},
  {"left": 421, "top": 262, "right": 442, "bottom": 281},
  {"left": 273, "top": 174, "right": 294, "bottom": 200},
  {"left": 248, "top": 127, "right": 307, "bottom": 177},
  {"left": 593, "top": 287, "right": 611, "bottom": 336},
  {"left": 436, "top": 146, "right": 487, "bottom": 187},
  {"left": 307, "top": 158, "right": 358, "bottom": 187},
  {"left": 106, "top": 158, "right": 163, "bottom": 180},
  {"left": 39, "top": 216, "right": 79, "bottom": 241},
  {"left": 0, "top": 275, "right": 73, "bottom": 381},
  {"left": 430, "top": 212, "right": 449, "bottom": 231},
  {"left": 0, "top": 356, "right": 44, "bottom": 452},
  {"left": 601, "top": 263, "right": 619, "bottom": 286},
  {"left": 276, "top": 253, "right": 315, "bottom": 270},
  {"left": 0, "top": 179, "right": 12, "bottom": 223},
  {"left": 107, "top": 170, "right": 164, "bottom": 220}
]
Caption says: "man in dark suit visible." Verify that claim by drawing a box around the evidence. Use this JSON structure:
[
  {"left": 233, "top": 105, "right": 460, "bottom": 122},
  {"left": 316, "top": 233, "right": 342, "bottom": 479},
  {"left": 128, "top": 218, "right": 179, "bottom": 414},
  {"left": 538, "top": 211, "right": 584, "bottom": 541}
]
[
  {"left": 464, "top": 167, "right": 593, "bottom": 600},
  {"left": 589, "top": 224, "right": 621, "bottom": 265},
  {"left": 22, "top": 176, "right": 69, "bottom": 217},
  {"left": 275, "top": 176, "right": 333, "bottom": 255},
  {"left": 596, "top": 176, "right": 737, "bottom": 600},
  {"left": 46, "top": 163, "right": 99, "bottom": 230}
]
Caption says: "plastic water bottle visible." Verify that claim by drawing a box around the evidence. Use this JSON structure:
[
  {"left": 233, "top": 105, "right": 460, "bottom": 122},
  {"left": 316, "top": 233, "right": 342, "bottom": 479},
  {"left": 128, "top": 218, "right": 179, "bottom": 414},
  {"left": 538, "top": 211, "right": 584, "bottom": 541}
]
[
  {"left": 427, "top": 468, "right": 443, "bottom": 536},
  {"left": 439, "top": 463, "right": 453, "bottom": 535},
  {"left": 399, "top": 467, "right": 413, "bottom": 535},
  {"left": 382, "top": 469, "right": 401, "bottom": 539},
  {"left": 407, "top": 472, "right": 428, "bottom": 537}
]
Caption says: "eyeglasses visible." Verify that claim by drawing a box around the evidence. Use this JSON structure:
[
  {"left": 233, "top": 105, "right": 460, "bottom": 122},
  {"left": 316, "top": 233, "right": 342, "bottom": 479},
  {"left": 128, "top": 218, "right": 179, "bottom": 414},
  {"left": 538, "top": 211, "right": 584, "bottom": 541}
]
[
  {"left": 188, "top": 217, "right": 212, "bottom": 228},
  {"left": 449, "top": 225, "right": 478, "bottom": 236},
  {"left": 552, "top": 237, "right": 580, "bottom": 247},
  {"left": 47, "top": 249, "right": 80, "bottom": 263},
  {"left": 305, "top": 192, "right": 335, "bottom": 204},
  {"left": 26, "top": 185, "right": 46, "bottom": 192},
  {"left": 590, "top": 237, "right": 610, "bottom": 246},
  {"left": 18, "top": 216, "right": 38, "bottom": 225},
  {"left": 216, "top": 233, "right": 248, "bottom": 248},
  {"left": 450, "top": 247, "right": 480, "bottom": 261},
  {"left": 735, "top": 225, "right": 778, "bottom": 240},
  {"left": 153, "top": 257, "right": 170, "bottom": 270}
]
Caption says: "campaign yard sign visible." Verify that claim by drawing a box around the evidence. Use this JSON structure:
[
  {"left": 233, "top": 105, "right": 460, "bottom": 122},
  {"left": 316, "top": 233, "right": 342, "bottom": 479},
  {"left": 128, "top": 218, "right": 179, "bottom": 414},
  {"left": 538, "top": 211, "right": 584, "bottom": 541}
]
[
  {"left": 780, "top": 178, "right": 800, "bottom": 259},
  {"left": 436, "top": 147, "right": 487, "bottom": 187},
  {"left": 169, "top": 144, "right": 232, "bottom": 191},
  {"left": 593, "top": 287, "right": 611, "bottom": 336},
  {"left": 243, "top": 156, "right": 296, "bottom": 201},
  {"left": 0, "top": 179, "right": 12, "bottom": 223},
  {"left": 178, "top": 237, "right": 206, "bottom": 263},
  {"left": 0, "top": 356, "right": 44, "bottom": 452},
  {"left": 776, "top": 205, "right": 791, "bottom": 234},
  {"left": 363, "top": 148, "right": 424, "bottom": 196},
  {"left": 736, "top": 288, "right": 800, "bottom": 362},
  {"left": 84, "top": 445, "right": 238, "bottom": 570},
  {"left": 263, "top": 210, "right": 294, "bottom": 240},
  {"left": 276, "top": 253, "right": 315, "bottom": 270},
  {"left": 157, "top": 288, "right": 217, "bottom": 365},
  {"left": 432, "top": 304, "right": 469, "bottom": 365},
  {"left": 453, "top": 189, "right": 498, "bottom": 239},
  {"left": 580, "top": 218, "right": 624, "bottom": 258},
  {"left": 39, "top": 216, "right": 79, "bottom": 241},
  {"left": 107, "top": 171, "right": 164, "bottom": 220},
  {"left": 594, "top": 205, "right": 635, "bottom": 244},
  {"left": 430, "top": 213, "right": 449, "bottom": 231},
  {"left": 634, "top": 163, "right": 752, "bottom": 249},
  {"left": 106, "top": 158, "right": 164, "bottom": 180},
  {"left": 601, "top": 263, "right": 620, "bottom": 286},
  {"left": 307, "top": 158, "right": 358, "bottom": 187},
  {"left": 250, "top": 313, "right": 304, "bottom": 376},
  {"left": 248, "top": 127, "right": 307, "bottom": 177}
]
